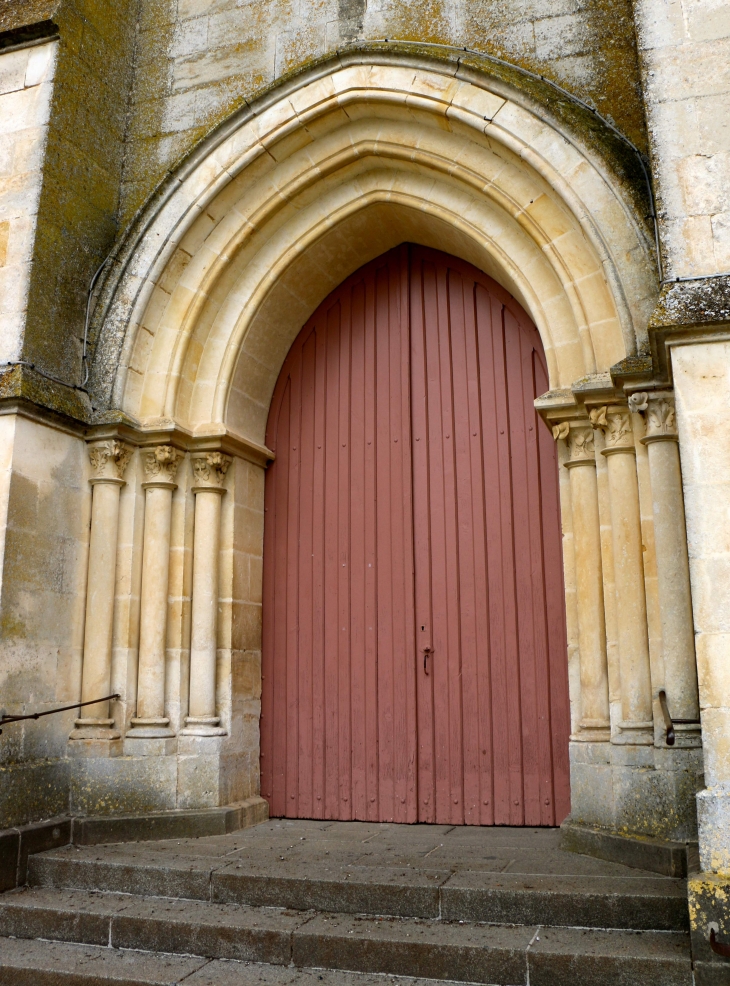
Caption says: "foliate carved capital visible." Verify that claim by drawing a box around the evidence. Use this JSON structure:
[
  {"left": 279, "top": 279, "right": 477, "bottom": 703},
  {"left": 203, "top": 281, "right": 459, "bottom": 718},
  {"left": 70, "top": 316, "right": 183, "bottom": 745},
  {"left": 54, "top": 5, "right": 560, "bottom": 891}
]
[
  {"left": 629, "top": 392, "right": 678, "bottom": 441},
  {"left": 191, "top": 451, "right": 232, "bottom": 489},
  {"left": 589, "top": 405, "right": 634, "bottom": 450},
  {"left": 567, "top": 424, "right": 595, "bottom": 462},
  {"left": 88, "top": 440, "right": 133, "bottom": 482},
  {"left": 552, "top": 421, "right": 595, "bottom": 464},
  {"left": 142, "top": 445, "right": 183, "bottom": 485}
]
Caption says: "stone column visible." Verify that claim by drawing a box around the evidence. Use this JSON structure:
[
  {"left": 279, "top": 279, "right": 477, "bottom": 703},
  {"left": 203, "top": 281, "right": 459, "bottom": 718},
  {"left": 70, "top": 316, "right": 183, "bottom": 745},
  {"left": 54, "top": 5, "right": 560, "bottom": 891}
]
[
  {"left": 630, "top": 391, "right": 701, "bottom": 746},
  {"left": 554, "top": 420, "right": 610, "bottom": 740},
  {"left": 125, "top": 446, "right": 183, "bottom": 753},
  {"left": 181, "top": 451, "right": 231, "bottom": 737},
  {"left": 69, "top": 440, "right": 133, "bottom": 753},
  {"left": 590, "top": 405, "right": 653, "bottom": 744}
]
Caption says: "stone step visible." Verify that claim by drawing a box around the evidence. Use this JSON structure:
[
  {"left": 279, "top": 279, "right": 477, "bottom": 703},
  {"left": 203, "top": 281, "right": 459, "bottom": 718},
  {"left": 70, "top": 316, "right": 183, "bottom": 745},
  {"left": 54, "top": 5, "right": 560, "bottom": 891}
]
[
  {"left": 27, "top": 845, "right": 690, "bottom": 931},
  {"left": 0, "top": 938, "right": 506, "bottom": 986},
  {"left": 0, "top": 887, "right": 693, "bottom": 985}
]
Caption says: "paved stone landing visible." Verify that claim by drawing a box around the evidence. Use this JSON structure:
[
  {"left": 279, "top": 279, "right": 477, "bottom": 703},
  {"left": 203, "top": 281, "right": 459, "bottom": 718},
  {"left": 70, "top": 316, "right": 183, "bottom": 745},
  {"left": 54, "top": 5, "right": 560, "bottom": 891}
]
[{"left": 0, "top": 820, "right": 693, "bottom": 985}]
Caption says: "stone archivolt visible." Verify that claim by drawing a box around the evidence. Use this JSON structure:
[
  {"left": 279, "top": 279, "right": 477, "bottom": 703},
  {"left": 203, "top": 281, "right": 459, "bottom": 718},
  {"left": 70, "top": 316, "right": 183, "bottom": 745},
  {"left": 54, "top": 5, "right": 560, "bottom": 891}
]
[{"left": 89, "top": 57, "right": 655, "bottom": 444}]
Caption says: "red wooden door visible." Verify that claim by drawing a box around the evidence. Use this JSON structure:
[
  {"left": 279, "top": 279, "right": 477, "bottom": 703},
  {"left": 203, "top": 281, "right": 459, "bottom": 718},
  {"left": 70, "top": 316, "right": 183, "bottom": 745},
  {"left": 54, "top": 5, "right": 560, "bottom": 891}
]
[{"left": 261, "top": 245, "right": 570, "bottom": 825}]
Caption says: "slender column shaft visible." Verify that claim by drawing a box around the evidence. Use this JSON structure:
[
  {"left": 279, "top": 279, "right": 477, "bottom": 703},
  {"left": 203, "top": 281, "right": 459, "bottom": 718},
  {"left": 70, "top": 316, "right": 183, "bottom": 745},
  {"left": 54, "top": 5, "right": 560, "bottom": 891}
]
[
  {"left": 129, "top": 446, "right": 182, "bottom": 738},
  {"left": 564, "top": 425, "right": 610, "bottom": 738},
  {"left": 71, "top": 441, "right": 132, "bottom": 742},
  {"left": 632, "top": 392, "right": 700, "bottom": 738},
  {"left": 136, "top": 486, "right": 174, "bottom": 722},
  {"left": 81, "top": 481, "right": 123, "bottom": 718},
  {"left": 591, "top": 405, "right": 653, "bottom": 742},
  {"left": 183, "top": 451, "right": 231, "bottom": 736}
]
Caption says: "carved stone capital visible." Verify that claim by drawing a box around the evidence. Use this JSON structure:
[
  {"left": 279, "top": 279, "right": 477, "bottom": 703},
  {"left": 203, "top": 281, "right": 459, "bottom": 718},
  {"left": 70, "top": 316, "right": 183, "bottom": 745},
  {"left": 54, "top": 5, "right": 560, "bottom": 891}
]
[
  {"left": 554, "top": 420, "right": 596, "bottom": 467},
  {"left": 142, "top": 445, "right": 183, "bottom": 486},
  {"left": 88, "top": 440, "right": 133, "bottom": 483},
  {"left": 191, "top": 451, "right": 232, "bottom": 490},
  {"left": 589, "top": 405, "right": 634, "bottom": 452},
  {"left": 630, "top": 391, "right": 678, "bottom": 443}
]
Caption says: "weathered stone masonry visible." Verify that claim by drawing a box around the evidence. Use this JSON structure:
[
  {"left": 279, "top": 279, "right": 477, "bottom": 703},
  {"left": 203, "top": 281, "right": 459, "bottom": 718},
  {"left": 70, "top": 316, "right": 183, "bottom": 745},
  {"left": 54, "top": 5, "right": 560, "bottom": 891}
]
[{"left": 1, "top": 0, "right": 730, "bottom": 961}]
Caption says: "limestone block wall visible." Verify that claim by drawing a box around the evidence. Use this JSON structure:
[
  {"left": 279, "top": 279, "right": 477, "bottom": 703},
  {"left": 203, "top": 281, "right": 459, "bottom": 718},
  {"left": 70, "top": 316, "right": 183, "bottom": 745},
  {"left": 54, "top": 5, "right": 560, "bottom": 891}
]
[
  {"left": 0, "top": 39, "right": 57, "bottom": 364},
  {"left": 120, "top": 0, "right": 647, "bottom": 225},
  {"left": 0, "top": 414, "right": 90, "bottom": 828},
  {"left": 0, "top": 0, "right": 138, "bottom": 411},
  {"left": 674, "top": 341, "right": 730, "bottom": 873},
  {"left": 634, "top": 0, "right": 730, "bottom": 277}
]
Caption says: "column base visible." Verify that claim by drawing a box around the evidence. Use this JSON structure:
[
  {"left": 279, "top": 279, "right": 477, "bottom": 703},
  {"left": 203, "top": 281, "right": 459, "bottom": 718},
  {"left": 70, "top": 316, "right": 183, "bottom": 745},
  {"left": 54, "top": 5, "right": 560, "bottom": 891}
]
[
  {"left": 123, "top": 735, "right": 177, "bottom": 756},
  {"left": 180, "top": 715, "right": 227, "bottom": 737},
  {"left": 672, "top": 723, "right": 703, "bottom": 749},
  {"left": 575, "top": 720, "right": 611, "bottom": 743},
  {"left": 613, "top": 721, "right": 654, "bottom": 745},
  {"left": 124, "top": 718, "right": 176, "bottom": 756},
  {"left": 697, "top": 786, "right": 730, "bottom": 874},
  {"left": 68, "top": 719, "right": 122, "bottom": 757}
]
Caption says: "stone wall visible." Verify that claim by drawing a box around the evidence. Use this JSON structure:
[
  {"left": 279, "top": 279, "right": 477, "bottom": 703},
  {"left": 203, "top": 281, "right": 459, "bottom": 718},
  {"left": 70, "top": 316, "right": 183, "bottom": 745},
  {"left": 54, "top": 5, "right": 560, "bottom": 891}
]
[
  {"left": 120, "top": 0, "right": 648, "bottom": 226},
  {"left": 0, "top": 0, "right": 138, "bottom": 417},
  {"left": 0, "top": 414, "right": 90, "bottom": 828},
  {"left": 634, "top": 0, "right": 730, "bottom": 277},
  {"left": 0, "top": 40, "right": 57, "bottom": 366}
]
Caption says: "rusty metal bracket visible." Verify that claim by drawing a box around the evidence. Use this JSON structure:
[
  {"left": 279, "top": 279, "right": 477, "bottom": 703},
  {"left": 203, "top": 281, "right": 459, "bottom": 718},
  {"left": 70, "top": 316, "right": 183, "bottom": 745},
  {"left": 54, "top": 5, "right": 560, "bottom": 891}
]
[
  {"left": 657, "top": 690, "right": 701, "bottom": 746},
  {"left": 710, "top": 927, "right": 730, "bottom": 959}
]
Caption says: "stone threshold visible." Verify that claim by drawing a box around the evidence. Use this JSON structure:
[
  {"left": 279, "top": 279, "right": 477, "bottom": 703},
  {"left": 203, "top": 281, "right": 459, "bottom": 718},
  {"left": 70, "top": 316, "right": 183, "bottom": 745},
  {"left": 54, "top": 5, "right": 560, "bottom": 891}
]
[
  {"left": 0, "top": 795, "right": 268, "bottom": 893},
  {"left": 561, "top": 820, "right": 698, "bottom": 878}
]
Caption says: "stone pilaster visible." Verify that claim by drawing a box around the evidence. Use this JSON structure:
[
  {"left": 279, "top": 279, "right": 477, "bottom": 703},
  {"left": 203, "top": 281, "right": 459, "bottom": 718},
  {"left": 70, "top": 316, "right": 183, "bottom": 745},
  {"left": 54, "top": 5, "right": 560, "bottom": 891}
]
[
  {"left": 630, "top": 391, "right": 701, "bottom": 748},
  {"left": 181, "top": 451, "right": 231, "bottom": 737},
  {"left": 590, "top": 405, "right": 653, "bottom": 745},
  {"left": 125, "top": 446, "right": 183, "bottom": 755},
  {"left": 69, "top": 440, "right": 133, "bottom": 757}
]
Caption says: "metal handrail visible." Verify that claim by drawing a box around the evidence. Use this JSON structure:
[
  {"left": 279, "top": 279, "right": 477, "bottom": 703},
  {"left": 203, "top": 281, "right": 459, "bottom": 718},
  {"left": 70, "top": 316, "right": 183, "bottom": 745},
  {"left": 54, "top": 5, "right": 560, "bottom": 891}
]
[
  {"left": 0, "top": 694, "right": 120, "bottom": 734},
  {"left": 657, "top": 690, "right": 701, "bottom": 747}
]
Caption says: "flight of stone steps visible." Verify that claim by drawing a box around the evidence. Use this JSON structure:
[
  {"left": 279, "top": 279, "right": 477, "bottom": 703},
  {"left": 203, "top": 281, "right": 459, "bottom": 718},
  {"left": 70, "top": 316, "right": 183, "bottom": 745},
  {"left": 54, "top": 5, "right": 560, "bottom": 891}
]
[{"left": 0, "top": 818, "right": 693, "bottom": 985}]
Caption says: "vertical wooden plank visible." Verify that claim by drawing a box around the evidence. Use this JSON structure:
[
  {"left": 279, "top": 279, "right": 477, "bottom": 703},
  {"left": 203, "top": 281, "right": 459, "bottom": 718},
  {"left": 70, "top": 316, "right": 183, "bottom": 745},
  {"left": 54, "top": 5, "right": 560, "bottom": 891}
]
[
  {"left": 519, "top": 323, "right": 554, "bottom": 827},
  {"left": 349, "top": 278, "right": 368, "bottom": 819},
  {"left": 363, "top": 266, "right": 380, "bottom": 820},
  {"left": 311, "top": 319, "right": 328, "bottom": 817},
  {"left": 297, "top": 328, "right": 317, "bottom": 818},
  {"left": 375, "top": 261, "right": 395, "bottom": 821},
  {"left": 411, "top": 251, "right": 436, "bottom": 823},
  {"left": 399, "top": 246, "right": 418, "bottom": 824},
  {"left": 535, "top": 350, "right": 572, "bottom": 823},
  {"left": 338, "top": 291, "right": 353, "bottom": 819},
  {"left": 449, "top": 270, "right": 482, "bottom": 825}
]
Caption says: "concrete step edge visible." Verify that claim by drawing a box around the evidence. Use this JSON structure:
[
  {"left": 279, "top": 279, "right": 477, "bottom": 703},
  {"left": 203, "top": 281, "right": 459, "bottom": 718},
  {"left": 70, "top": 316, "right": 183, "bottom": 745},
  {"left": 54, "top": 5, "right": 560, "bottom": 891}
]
[
  {"left": 0, "top": 936, "right": 563, "bottom": 986},
  {"left": 27, "top": 852, "right": 690, "bottom": 931},
  {"left": 0, "top": 797, "right": 269, "bottom": 894}
]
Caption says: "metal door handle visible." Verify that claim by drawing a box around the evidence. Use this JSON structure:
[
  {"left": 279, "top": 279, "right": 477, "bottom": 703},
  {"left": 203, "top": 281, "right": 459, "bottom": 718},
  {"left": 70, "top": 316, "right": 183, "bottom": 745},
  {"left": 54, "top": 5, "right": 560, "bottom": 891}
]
[{"left": 423, "top": 647, "right": 433, "bottom": 674}]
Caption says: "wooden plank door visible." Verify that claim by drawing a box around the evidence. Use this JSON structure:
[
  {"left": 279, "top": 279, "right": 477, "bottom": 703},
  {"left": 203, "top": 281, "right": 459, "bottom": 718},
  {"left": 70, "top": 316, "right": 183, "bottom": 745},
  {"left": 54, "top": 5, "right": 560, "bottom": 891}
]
[
  {"left": 409, "top": 246, "right": 570, "bottom": 826},
  {"left": 260, "top": 244, "right": 570, "bottom": 825},
  {"left": 261, "top": 246, "right": 418, "bottom": 821}
]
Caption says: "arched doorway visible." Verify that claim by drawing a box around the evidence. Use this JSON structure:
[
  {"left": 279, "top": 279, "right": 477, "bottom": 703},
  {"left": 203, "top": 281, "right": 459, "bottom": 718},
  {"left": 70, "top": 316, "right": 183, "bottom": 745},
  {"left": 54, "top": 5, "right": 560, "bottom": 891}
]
[{"left": 261, "top": 244, "right": 570, "bottom": 826}]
